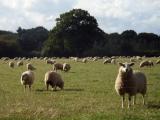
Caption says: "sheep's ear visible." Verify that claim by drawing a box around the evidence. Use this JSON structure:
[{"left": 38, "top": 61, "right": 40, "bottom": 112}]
[
  {"left": 119, "top": 62, "right": 124, "bottom": 67},
  {"left": 129, "top": 62, "right": 134, "bottom": 66}
]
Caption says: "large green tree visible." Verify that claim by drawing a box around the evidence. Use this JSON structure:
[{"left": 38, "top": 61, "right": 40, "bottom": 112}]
[{"left": 43, "top": 9, "right": 105, "bottom": 57}]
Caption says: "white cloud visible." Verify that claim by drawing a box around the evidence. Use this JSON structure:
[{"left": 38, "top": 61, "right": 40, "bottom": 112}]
[{"left": 0, "top": 0, "right": 159, "bottom": 34}]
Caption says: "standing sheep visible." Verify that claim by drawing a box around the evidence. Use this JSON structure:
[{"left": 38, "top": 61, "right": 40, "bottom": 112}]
[
  {"left": 115, "top": 62, "right": 147, "bottom": 108},
  {"left": 53, "top": 63, "right": 63, "bottom": 71},
  {"left": 9, "top": 61, "right": 14, "bottom": 68},
  {"left": 46, "top": 60, "right": 56, "bottom": 65},
  {"left": 26, "top": 63, "right": 36, "bottom": 70},
  {"left": 140, "top": 60, "right": 154, "bottom": 68},
  {"left": 156, "top": 59, "right": 160, "bottom": 64},
  {"left": 20, "top": 70, "right": 35, "bottom": 91},
  {"left": 17, "top": 61, "right": 23, "bottom": 67},
  {"left": 63, "top": 63, "right": 71, "bottom": 72},
  {"left": 44, "top": 71, "right": 64, "bottom": 91}
]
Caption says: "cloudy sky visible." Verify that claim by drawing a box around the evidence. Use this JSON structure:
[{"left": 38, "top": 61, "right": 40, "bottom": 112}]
[{"left": 0, "top": 0, "right": 160, "bottom": 34}]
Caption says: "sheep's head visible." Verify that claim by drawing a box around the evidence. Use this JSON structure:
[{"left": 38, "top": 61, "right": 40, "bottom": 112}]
[{"left": 119, "top": 62, "right": 134, "bottom": 73}]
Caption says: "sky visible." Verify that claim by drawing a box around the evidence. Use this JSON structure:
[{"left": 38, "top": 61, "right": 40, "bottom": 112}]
[{"left": 0, "top": 0, "right": 160, "bottom": 34}]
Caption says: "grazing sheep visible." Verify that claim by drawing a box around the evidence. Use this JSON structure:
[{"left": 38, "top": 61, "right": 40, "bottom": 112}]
[
  {"left": 156, "top": 59, "right": 160, "bottom": 64},
  {"left": 44, "top": 71, "right": 64, "bottom": 91},
  {"left": 82, "top": 58, "right": 87, "bottom": 63},
  {"left": 103, "top": 58, "right": 112, "bottom": 64},
  {"left": 140, "top": 60, "right": 154, "bottom": 68},
  {"left": 53, "top": 63, "right": 63, "bottom": 71},
  {"left": 20, "top": 70, "right": 35, "bottom": 91},
  {"left": 130, "top": 58, "right": 136, "bottom": 62},
  {"left": 46, "top": 59, "right": 56, "bottom": 65},
  {"left": 9, "top": 61, "right": 14, "bottom": 68},
  {"left": 111, "top": 59, "right": 116, "bottom": 64},
  {"left": 115, "top": 62, "right": 147, "bottom": 108},
  {"left": 17, "top": 61, "right": 23, "bottom": 67},
  {"left": 26, "top": 63, "right": 36, "bottom": 70},
  {"left": 63, "top": 63, "right": 71, "bottom": 72}
]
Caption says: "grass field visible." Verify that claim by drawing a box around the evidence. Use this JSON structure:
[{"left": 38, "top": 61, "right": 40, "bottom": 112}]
[{"left": 0, "top": 58, "right": 160, "bottom": 120}]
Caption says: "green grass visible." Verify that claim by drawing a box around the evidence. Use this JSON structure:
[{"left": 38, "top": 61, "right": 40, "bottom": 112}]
[{"left": 0, "top": 58, "right": 160, "bottom": 120}]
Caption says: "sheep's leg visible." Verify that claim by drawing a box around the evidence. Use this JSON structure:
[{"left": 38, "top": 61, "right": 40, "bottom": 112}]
[
  {"left": 142, "top": 94, "right": 145, "bottom": 105},
  {"left": 24, "top": 85, "right": 26, "bottom": 92},
  {"left": 46, "top": 84, "right": 49, "bottom": 91},
  {"left": 54, "top": 86, "right": 57, "bottom": 91},
  {"left": 121, "top": 95, "right": 125, "bottom": 108},
  {"left": 133, "top": 95, "right": 136, "bottom": 105},
  {"left": 29, "top": 85, "right": 31, "bottom": 91},
  {"left": 128, "top": 95, "right": 132, "bottom": 108}
]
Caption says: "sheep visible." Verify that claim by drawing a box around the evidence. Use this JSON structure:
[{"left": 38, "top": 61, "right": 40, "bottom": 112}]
[
  {"left": 82, "top": 58, "right": 87, "bottom": 63},
  {"left": 17, "top": 61, "right": 23, "bottom": 67},
  {"left": 46, "top": 59, "right": 56, "bottom": 65},
  {"left": 63, "top": 63, "right": 71, "bottom": 72},
  {"left": 103, "top": 58, "right": 112, "bottom": 64},
  {"left": 111, "top": 59, "right": 116, "bottom": 64},
  {"left": 139, "top": 60, "right": 154, "bottom": 68},
  {"left": 156, "top": 59, "right": 160, "bottom": 64},
  {"left": 115, "top": 62, "right": 147, "bottom": 108},
  {"left": 44, "top": 71, "right": 64, "bottom": 91},
  {"left": 53, "top": 63, "right": 63, "bottom": 71},
  {"left": 130, "top": 58, "right": 136, "bottom": 62},
  {"left": 9, "top": 61, "right": 14, "bottom": 68},
  {"left": 20, "top": 70, "right": 35, "bottom": 91},
  {"left": 26, "top": 63, "right": 36, "bottom": 70}
]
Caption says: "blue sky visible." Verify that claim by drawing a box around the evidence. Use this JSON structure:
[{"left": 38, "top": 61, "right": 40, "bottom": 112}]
[{"left": 0, "top": 0, "right": 160, "bottom": 34}]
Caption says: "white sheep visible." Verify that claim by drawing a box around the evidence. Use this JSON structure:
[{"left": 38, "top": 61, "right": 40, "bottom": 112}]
[
  {"left": 26, "top": 63, "right": 36, "bottom": 70},
  {"left": 103, "top": 58, "right": 112, "bottom": 64},
  {"left": 82, "top": 58, "right": 87, "bottom": 63},
  {"left": 139, "top": 60, "right": 153, "bottom": 68},
  {"left": 111, "top": 59, "right": 116, "bottom": 64},
  {"left": 17, "top": 61, "right": 23, "bottom": 67},
  {"left": 44, "top": 71, "right": 64, "bottom": 91},
  {"left": 156, "top": 59, "right": 160, "bottom": 64},
  {"left": 9, "top": 61, "right": 14, "bottom": 68},
  {"left": 63, "top": 63, "right": 71, "bottom": 72},
  {"left": 115, "top": 62, "right": 147, "bottom": 108},
  {"left": 20, "top": 70, "right": 35, "bottom": 91}
]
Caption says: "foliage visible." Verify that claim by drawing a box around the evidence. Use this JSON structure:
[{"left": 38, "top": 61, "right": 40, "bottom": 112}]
[{"left": 43, "top": 9, "right": 105, "bottom": 57}]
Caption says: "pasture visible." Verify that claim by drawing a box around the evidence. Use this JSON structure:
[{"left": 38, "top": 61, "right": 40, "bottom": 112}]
[{"left": 0, "top": 57, "right": 160, "bottom": 120}]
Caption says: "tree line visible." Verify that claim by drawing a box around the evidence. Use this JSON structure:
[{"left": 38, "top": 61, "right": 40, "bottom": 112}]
[{"left": 0, "top": 9, "right": 160, "bottom": 57}]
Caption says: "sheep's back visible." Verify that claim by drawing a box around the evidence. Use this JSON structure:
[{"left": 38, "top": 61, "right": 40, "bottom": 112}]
[
  {"left": 133, "top": 71, "right": 147, "bottom": 94},
  {"left": 21, "top": 71, "right": 34, "bottom": 85}
]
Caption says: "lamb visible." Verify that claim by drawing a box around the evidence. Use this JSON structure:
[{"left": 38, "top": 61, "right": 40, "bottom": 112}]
[
  {"left": 17, "top": 61, "right": 23, "bottom": 67},
  {"left": 139, "top": 60, "right": 154, "bottom": 68},
  {"left": 44, "top": 71, "right": 64, "bottom": 91},
  {"left": 63, "top": 63, "right": 71, "bottom": 72},
  {"left": 53, "top": 63, "right": 63, "bottom": 71},
  {"left": 9, "top": 61, "right": 14, "bottom": 68},
  {"left": 26, "top": 63, "right": 36, "bottom": 70},
  {"left": 115, "top": 62, "right": 147, "bottom": 108},
  {"left": 20, "top": 70, "right": 35, "bottom": 91}
]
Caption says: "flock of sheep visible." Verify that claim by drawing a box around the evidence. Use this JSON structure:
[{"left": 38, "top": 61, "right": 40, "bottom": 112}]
[{"left": 2, "top": 56, "right": 160, "bottom": 108}]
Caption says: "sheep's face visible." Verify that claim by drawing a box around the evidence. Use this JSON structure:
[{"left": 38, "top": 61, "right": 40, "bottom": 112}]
[{"left": 119, "top": 62, "right": 134, "bottom": 73}]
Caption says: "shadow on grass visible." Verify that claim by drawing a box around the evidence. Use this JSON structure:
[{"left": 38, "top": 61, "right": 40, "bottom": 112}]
[
  {"left": 64, "top": 88, "right": 84, "bottom": 92},
  {"left": 35, "top": 88, "right": 84, "bottom": 92},
  {"left": 147, "top": 101, "right": 160, "bottom": 109}
]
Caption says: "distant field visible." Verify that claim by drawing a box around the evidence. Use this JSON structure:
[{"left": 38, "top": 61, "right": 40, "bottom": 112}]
[{"left": 0, "top": 57, "right": 160, "bottom": 120}]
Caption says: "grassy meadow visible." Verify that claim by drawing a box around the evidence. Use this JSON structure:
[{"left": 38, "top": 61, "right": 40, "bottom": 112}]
[{"left": 0, "top": 57, "right": 160, "bottom": 120}]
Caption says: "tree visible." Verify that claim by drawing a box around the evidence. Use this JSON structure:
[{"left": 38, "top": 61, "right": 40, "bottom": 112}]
[
  {"left": 17, "top": 26, "right": 49, "bottom": 55},
  {"left": 43, "top": 9, "right": 105, "bottom": 57}
]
